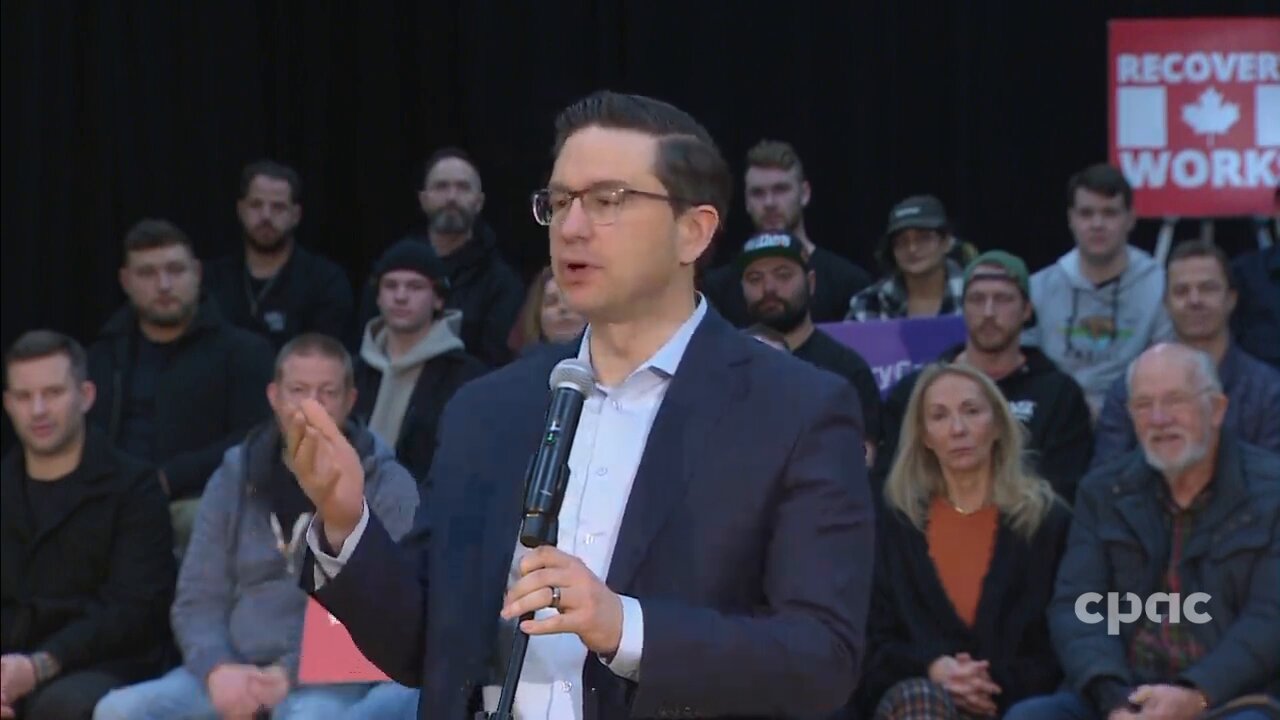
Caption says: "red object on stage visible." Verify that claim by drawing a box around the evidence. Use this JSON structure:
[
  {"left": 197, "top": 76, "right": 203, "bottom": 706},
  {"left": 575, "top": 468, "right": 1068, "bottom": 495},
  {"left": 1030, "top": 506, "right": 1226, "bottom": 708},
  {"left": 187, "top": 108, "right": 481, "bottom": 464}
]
[{"left": 297, "top": 598, "right": 391, "bottom": 684}]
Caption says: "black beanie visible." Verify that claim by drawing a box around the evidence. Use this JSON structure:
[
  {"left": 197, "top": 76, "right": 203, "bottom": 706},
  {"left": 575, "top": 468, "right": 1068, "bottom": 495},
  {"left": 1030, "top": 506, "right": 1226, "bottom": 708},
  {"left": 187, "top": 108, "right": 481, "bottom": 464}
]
[{"left": 373, "top": 240, "right": 450, "bottom": 293}]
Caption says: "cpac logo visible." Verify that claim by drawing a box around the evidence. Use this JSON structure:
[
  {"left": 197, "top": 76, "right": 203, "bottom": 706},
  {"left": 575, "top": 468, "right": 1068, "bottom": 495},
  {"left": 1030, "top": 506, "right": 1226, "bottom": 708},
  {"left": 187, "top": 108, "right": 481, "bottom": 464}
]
[{"left": 1075, "top": 592, "right": 1212, "bottom": 636}]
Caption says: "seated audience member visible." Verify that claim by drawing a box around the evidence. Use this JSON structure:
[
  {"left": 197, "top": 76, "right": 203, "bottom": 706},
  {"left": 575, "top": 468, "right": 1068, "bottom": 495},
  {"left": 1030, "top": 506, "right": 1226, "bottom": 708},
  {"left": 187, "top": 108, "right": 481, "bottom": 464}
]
[
  {"left": 355, "top": 148, "right": 524, "bottom": 366},
  {"left": 1093, "top": 240, "right": 1280, "bottom": 466},
  {"left": 876, "top": 251, "right": 1093, "bottom": 503},
  {"left": 1, "top": 332, "right": 175, "bottom": 720},
  {"left": 1228, "top": 188, "right": 1278, "bottom": 368},
  {"left": 1022, "top": 163, "right": 1174, "bottom": 415},
  {"left": 204, "top": 160, "right": 354, "bottom": 350},
  {"left": 88, "top": 219, "right": 274, "bottom": 547},
  {"left": 1007, "top": 343, "right": 1280, "bottom": 720},
  {"left": 738, "top": 232, "right": 881, "bottom": 451},
  {"left": 354, "top": 240, "right": 486, "bottom": 481},
  {"left": 702, "top": 139, "right": 871, "bottom": 325},
  {"left": 847, "top": 195, "right": 965, "bottom": 322},
  {"left": 858, "top": 363, "right": 1069, "bottom": 719},
  {"left": 93, "top": 334, "right": 419, "bottom": 720},
  {"left": 743, "top": 323, "right": 791, "bottom": 352},
  {"left": 508, "top": 266, "right": 588, "bottom": 354}
]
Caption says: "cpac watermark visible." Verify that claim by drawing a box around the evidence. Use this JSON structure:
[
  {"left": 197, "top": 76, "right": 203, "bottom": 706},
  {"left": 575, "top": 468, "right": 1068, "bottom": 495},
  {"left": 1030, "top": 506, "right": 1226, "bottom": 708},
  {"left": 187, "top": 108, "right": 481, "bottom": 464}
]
[{"left": 1075, "top": 592, "right": 1212, "bottom": 635}]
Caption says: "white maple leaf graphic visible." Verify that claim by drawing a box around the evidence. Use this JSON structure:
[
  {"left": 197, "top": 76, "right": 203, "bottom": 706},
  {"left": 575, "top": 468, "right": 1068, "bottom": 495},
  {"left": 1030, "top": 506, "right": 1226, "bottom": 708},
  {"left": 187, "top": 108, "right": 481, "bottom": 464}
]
[{"left": 1181, "top": 87, "right": 1239, "bottom": 147}]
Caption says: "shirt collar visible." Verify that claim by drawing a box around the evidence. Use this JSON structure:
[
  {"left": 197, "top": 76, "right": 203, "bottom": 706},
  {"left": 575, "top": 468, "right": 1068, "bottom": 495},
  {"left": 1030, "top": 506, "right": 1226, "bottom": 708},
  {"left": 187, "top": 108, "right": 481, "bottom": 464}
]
[{"left": 577, "top": 293, "right": 707, "bottom": 383}]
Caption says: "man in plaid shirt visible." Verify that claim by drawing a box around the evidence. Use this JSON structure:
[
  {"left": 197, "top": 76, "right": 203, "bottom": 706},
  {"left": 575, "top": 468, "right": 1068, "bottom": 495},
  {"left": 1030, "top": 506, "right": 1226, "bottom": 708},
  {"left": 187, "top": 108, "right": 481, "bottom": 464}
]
[
  {"left": 1007, "top": 343, "right": 1280, "bottom": 720},
  {"left": 846, "top": 195, "right": 965, "bottom": 322}
]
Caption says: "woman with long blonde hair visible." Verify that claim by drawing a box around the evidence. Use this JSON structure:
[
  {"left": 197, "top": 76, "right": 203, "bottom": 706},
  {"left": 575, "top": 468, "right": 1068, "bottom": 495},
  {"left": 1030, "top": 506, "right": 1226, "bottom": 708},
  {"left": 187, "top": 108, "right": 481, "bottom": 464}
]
[{"left": 858, "top": 362, "right": 1070, "bottom": 719}]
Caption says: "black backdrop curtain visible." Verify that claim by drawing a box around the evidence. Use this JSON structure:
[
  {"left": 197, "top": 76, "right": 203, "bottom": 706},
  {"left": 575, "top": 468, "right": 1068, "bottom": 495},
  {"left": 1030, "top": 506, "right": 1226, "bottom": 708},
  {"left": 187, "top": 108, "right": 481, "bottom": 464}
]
[{"left": 2, "top": 0, "right": 1272, "bottom": 352}]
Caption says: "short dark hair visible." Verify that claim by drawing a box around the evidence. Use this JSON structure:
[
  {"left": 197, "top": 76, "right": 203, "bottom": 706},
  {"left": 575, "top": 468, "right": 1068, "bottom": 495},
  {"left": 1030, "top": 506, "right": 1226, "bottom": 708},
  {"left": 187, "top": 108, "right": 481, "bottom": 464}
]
[
  {"left": 1166, "top": 239, "right": 1236, "bottom": 291},
  {"left": 274, "top": 333, "right": 354, "bottom": 388},
  {"left": 422, "top": 146, "right": 479, "bottom": 188},
  {"left": 240, "top": 159, "right": 302, "bottom": 204},
  {"left": 123, "top": 218, "right": 195, "bottom": 260},
  {"left": 1067, "top": 163, "right": 1133, "bottom": 210},
  {"left": 4, "top": 330, "right": 89, "bottom": 386},
  {"left": 746, "top": 140, "right": 805, "bottom": 182},
  {"left": 552, "top": 91, "right": 733, "bottom": 232}
]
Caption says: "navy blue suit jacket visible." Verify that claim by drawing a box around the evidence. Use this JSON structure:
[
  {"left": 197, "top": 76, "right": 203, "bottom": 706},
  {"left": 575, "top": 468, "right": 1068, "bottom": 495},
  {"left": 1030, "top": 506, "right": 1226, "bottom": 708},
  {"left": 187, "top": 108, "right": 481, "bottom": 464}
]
[{"left": 304, "top": 308, "right": 874, "bottom": 719}]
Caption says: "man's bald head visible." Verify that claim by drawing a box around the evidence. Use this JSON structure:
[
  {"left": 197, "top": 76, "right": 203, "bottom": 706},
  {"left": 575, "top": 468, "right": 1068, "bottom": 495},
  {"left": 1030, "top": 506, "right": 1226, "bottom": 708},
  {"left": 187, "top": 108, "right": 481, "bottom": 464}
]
[{"left": 1125, "top": 343, "right": 1221, "bottom": 397}]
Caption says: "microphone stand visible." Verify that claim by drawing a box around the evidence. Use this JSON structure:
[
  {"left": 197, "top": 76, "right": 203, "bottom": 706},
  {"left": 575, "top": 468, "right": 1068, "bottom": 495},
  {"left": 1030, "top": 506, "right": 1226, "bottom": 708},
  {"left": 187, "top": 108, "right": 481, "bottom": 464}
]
[{"left": 488, "top": 427, "right": 578, "bottom": 719}]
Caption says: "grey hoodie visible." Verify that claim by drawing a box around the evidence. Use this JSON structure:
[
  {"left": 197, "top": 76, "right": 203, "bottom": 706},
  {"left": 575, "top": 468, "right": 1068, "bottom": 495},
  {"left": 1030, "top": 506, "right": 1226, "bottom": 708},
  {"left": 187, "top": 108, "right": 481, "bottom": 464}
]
[
  {"left": 1022, "top": 246, "right": 1174, "bottom": 413},
  {"left": 359, "top": 309, "right": 465, "bottom": 447},
  {"left": 171, "top": 421, "right": 418, "bottom": 684}
]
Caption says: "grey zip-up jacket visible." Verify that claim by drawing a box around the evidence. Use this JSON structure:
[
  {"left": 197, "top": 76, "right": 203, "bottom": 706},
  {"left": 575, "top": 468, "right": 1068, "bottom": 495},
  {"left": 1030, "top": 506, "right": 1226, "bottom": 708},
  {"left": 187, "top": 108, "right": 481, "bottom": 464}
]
[{"left": 172, "top": 420, "right": 418, "bottom": 684}]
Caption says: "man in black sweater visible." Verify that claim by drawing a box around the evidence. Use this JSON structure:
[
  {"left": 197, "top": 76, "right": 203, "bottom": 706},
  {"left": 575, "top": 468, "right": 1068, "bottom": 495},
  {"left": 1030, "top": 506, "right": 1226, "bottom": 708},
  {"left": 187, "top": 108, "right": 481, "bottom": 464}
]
[
  {"left": 874, "top": 251, "right": 1094, "bottom": 503},
  {"left": 204, "top": 160, "right": 354, "bottom": 350},
  {"left": 87, "top": 220, "right": 273, "bottom": 546},
  {"left": 2, "top": 331, "right": 174, "bottom": 720},
  {"left": 702, "top": 139, "right": 871, "bottom": 326},
  {"left": 737, "top": 232, "right": 881, "bottom": 461}
]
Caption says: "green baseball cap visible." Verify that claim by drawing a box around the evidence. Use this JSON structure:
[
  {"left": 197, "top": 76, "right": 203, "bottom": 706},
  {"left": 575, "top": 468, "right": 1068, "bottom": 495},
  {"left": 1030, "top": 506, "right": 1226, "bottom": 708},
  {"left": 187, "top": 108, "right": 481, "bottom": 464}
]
[{"left": 963, "top": 250, "right": 1029, "bottom": 297}]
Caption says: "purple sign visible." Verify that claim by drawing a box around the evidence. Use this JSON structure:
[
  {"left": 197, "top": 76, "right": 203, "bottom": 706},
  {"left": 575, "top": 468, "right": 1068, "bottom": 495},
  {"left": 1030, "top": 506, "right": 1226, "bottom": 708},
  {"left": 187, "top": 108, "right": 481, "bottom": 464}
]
[{"left": 817, "top": 316, "right": 967, "bottom": 397}]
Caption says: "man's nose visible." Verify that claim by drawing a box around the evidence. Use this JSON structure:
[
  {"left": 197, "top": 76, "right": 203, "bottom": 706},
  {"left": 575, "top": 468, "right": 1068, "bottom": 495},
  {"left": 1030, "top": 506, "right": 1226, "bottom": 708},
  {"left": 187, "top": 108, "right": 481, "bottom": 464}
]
[{"left": 559, "top": 198, "right": 592, "bottom": 239}]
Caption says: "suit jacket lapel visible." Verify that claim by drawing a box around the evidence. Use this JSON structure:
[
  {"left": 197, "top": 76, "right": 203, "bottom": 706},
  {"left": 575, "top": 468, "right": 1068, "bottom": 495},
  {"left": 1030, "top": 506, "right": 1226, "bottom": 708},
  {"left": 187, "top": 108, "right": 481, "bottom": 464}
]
[{"left": 606, "top": 313, "right": 745, "bottom": 592}]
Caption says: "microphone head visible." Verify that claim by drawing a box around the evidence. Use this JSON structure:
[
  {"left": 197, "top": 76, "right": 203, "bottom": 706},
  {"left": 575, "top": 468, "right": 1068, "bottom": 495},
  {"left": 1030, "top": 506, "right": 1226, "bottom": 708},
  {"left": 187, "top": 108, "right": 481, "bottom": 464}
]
[{"left": 549, "top": 358, "right": 595, "bottom": 396}]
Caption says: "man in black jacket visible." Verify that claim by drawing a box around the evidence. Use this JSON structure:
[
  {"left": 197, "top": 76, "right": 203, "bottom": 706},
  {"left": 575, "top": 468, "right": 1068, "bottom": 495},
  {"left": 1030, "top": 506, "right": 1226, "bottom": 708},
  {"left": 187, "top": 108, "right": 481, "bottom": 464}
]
[
  {"left": 1008, "top": 343, "right": 1280, "bottom": 720},
  {"left": 701, "top": 139, "right": 872, "bottom": 326},
  {"left": 204, "top": 159, "right": 354, "bottom": 350},
  {"left": 87, "top": 219, "right": 274, "bottom": 544},
  {"left": 1, "top": 331, "right": 175, "bottom": 719},
  {"left": 354, "top": 240, "right": 487, "bottom": 481},
  {"left": 736, "top": 231, "right": 880, "bottom": 458},
  {"left": 874, "top": 251, "right": 1094, "bottom": 503},
  {"left": 355, "top": 148, "right": 524, "bottom": 367}
]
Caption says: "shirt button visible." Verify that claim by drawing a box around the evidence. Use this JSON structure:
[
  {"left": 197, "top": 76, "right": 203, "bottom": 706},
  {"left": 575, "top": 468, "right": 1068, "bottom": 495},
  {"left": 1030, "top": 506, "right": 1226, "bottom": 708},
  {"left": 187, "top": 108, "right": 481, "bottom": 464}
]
[
  {"left": 583, "top": 534, "right": 595, "bottom": 545},
  {"left": 611, "top": 400, "right": 622, "bottom": 411},
  {"left": 560, "top": 680, "right": 573, "bottom": 692},
  {"left": 595, "top": 467, "right": 608, "bottom": 476}
]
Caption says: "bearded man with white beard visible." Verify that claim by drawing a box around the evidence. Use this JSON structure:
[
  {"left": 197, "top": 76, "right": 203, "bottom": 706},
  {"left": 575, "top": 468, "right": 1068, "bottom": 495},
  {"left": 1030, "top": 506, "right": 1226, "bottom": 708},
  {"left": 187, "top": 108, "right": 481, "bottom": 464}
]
[{"left": 1006, "top": 342, "right": 1280, "bottom": 720}]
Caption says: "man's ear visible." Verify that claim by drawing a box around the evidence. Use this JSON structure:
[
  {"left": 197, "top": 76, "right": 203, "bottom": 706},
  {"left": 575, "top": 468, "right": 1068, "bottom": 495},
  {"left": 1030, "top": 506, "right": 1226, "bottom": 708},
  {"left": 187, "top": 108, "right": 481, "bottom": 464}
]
[
  {"left": 807, "top": 269, "right": 817, "bottom": 297},
  {"left": 800, "top": 180, "right": 811, "bottom": 208},
  {"left": 677, "top": 206, "right": 720, "bottom": 266},
  {"left": 79, "top": 381, "right": 97, "bottom": 414}
]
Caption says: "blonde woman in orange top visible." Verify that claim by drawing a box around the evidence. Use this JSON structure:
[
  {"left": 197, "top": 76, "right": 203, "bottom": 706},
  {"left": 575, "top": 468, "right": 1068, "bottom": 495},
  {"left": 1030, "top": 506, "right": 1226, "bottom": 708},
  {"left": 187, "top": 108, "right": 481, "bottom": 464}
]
[{"left": 858, "top": 362, "right": 1071, "bottom": 719}]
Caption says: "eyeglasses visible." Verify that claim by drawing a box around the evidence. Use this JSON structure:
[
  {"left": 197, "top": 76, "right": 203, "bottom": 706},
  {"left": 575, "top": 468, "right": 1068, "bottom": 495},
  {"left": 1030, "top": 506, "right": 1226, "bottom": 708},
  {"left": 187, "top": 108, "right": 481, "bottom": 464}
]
[
  {"left": 1128, "top": 386, "right": 1213, "bottom": 419},
  {"left": 531, "top": 186, "right": 683, "bottom": 227}
]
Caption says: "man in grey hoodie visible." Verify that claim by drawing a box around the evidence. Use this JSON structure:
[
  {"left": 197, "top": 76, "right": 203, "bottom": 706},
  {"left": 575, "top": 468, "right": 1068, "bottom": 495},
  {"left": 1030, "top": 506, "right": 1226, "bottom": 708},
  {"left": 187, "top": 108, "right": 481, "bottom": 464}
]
[
  {"left": 94, "top": 334, "right": 419, "bottom": 720},
  {"left": 354, "top": 240, "right": 487, "bottom": 482},
  {"left": 1023, "top": 164, "right": 1174, "bottom": 415}
]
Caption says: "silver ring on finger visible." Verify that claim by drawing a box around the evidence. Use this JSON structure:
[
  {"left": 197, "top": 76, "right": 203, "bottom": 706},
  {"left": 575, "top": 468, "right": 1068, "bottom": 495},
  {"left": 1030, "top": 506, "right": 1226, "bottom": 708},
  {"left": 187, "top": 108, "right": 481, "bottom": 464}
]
[{"left": 548, "top": 585, "right": 562, "bottom": 611}]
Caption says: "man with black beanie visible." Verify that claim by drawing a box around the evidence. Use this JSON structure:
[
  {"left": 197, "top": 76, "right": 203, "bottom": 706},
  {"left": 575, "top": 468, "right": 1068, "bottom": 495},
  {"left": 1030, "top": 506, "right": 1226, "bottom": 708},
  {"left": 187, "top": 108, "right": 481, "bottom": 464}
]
[{"left": 353, "top": 240, "right": 487, "bottom": 481}]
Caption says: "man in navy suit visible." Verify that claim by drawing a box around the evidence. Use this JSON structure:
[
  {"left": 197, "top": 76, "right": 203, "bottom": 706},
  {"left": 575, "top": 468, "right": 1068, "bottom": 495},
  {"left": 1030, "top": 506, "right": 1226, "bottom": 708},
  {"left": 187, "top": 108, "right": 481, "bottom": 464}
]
[{"left": 286, "top": 91, "right": 874, "bottom": 720}]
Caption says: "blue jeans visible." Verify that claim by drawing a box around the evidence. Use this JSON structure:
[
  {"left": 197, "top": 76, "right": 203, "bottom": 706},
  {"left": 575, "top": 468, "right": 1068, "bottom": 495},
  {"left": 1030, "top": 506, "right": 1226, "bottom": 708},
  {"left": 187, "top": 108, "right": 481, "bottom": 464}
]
[
  {"left": 344, "top": 682, "right": 420, "bottom": 719},
  {"left": 1004, "top": 691, "right": 1097, "bottom": 720},
  {"left": 1006, "top": 690, "right": 1279, "bottom": 720},
  {"left": 93, "top": 666, "right": 373, "bottom": 720}
]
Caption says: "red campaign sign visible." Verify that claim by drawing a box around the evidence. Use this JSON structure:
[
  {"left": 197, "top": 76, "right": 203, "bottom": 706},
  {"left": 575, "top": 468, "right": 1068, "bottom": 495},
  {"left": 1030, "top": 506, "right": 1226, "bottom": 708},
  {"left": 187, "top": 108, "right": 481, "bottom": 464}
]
[
  {"left": 297, "top": 598, "right": 391, "bottom": 685},
  {"left": 1108, "top": 18, "right": 1280, "bottom": 217}
]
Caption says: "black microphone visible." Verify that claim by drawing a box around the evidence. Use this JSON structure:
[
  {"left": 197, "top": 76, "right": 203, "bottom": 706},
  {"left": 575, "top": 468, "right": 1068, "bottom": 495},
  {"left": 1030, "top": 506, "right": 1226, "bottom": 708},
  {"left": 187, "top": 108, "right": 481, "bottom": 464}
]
[{"left": 519, "top": 358, "right": 595, "bottom": 548}]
